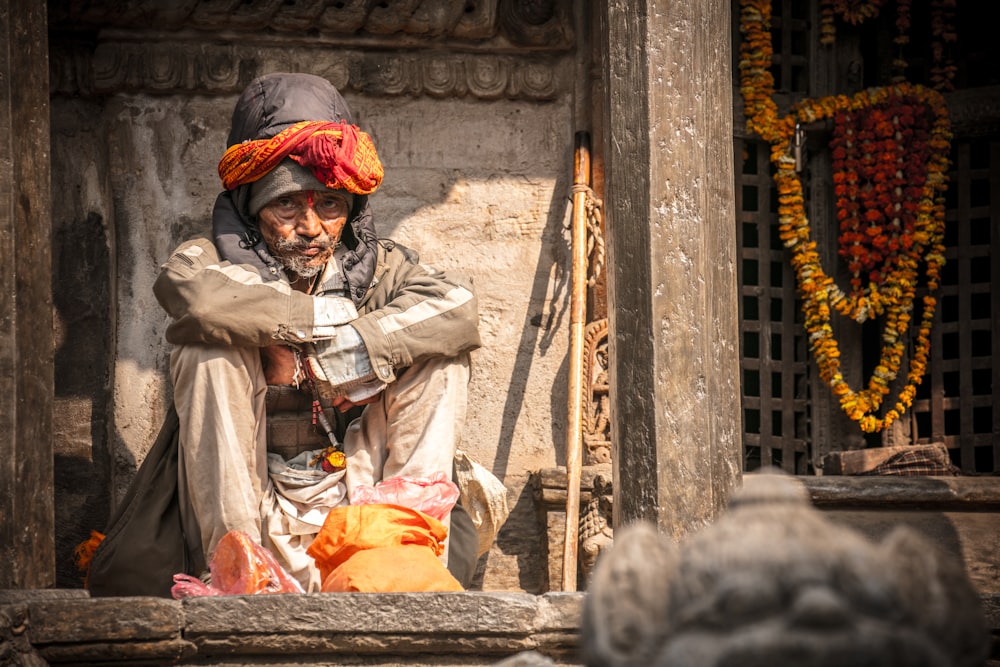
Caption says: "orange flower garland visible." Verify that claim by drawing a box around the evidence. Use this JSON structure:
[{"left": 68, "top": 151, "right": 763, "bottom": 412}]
[
  {"left": 819, "top": 0, "right": 886, "bottom": 46},
  {"left": 739, "top": 0, "right": 952, "bottom": 433}
]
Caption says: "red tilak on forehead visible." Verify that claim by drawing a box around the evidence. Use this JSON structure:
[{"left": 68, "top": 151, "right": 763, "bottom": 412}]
[{"left": 306, "top": 191, "right": 315, "bottom": 207}]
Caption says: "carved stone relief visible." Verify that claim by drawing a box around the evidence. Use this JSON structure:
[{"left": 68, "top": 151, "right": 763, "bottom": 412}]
[
  {"left": 582, "top": 318, "right": 610, "bottom": 465},
  {"left": 578, "top": 471, "right": 612, "bottom": 581},
  {"left": 50, "top": 42, "right": 566, "bottom": 100},
  {"left": 48, "top": 1, "right": 573, "bottom": 98},
  {"left": 48, "top": 0, "right": 574, "bottom": 49}
]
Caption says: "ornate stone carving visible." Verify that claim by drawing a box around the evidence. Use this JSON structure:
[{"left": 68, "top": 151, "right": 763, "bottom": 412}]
[
  {"left": 581, "top": 471, "right": 991, "bottom": 667},
  {"left": 582, "top": 318, "right": 610, "bottom": 465},
  {"left": 578, "top": 472, "right": 613, "bottom": 581},
  {"left": 48, "top": 0, "right": 572, "bottom": 48},
  {"left": 47, "top": 0, "right": 572, "bottom": 98},
  {"left": 499, "top": 0, "right": 573, "bottom": 47},
  {"left": 50, "top": 42, "right": 564, "bottom": 100}
]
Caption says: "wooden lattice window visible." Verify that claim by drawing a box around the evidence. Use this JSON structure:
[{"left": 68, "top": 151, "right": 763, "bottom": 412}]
[
  {"left": 737, "top": 136, "right": 1000, "bottom": 473},
  {"left": 768, "top": 0, "right": 811, "bottom": 98},
  {"left": 911, "top": 139, "right": 1000, "bottom": 474},
  {"left": 734, "top": 0, "right": 999, "bottom": 472},
  {"left": 737, "top": 140, "right": 811, "bottom": 473}
]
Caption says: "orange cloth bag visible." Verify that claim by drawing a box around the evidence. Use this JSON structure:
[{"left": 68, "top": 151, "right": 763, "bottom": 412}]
[{"left": 306, "top": 503, "right": 463, "bottom": 593}]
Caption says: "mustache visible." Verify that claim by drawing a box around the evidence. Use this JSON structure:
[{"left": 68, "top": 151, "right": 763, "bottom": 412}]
[{"left": 273, "top": 233, "right": 337, "bottom": 253}]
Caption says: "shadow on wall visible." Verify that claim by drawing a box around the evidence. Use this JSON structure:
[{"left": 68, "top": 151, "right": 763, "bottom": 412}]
[
  {"left": 353, "top": 124, "right": 574, "bottom": 482},
  {"left": 487, "top": 169, "right": 573, "bottom": 481},
  {"left": 52, "top": 212, "right": 113, "bottom": 588}
]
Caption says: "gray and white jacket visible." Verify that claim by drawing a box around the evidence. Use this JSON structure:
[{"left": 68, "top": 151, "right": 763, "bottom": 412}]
[{"left": 153, "top": 234, "right": 481, "bottom": 400}]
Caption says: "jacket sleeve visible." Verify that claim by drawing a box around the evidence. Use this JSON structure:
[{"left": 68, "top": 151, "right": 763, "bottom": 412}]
[
  {"left": 153, "top": 237, "right": 359, "bottom": 347},
  {"left": 343, "top": 246, "right": 481, "bottom": 385}
]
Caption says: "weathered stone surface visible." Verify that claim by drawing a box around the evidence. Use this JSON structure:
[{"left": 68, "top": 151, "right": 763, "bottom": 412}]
[
  {"left": 193, "top": 633, "right": 545, "bottom": 657},
  {"left": 803, "top": 476, "right": 1000, "bottom": 508},
  {"left": 37, "top": 639, "right": 196, "bottom": 664},
  {"left": 0, "top": 590, "right": 87, "bottom": 605},
  {"left": 535, "top": 594, "right": 582, "bottom": 630},
  {"left": 185, "top": 592, "right": 544, "bottom": 637},
  {"left": 0, "top": 603, "right": 47, "bottom": 667},
  {"left": 5, "top": 591, "right": 581, "bottom": 664},
  {"left": 494, "top": 651, "right": 557, "bottom": 667},
  {"left": 480, "top": 477, "right": 549, "bottom": 594},
  {"left": 540, "top": 467, "right": 1000, "bottom": 601},
  {"left": 26, "top": 597, "right": 182, "bottom": 644}
]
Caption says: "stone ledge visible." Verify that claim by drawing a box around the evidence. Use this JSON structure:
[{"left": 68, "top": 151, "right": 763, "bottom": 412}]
[
  {"left": 1, "top": 591, "right": 583, "bottom": 666},
  {"left": 801, "top": 475, "right": 1000, "bottom": 509},
  {"left": 534, "top": 465, "right": 1000, "bottom": 510},
  {"left": 534, "top": 467, "right": 1000, "bottom": 599}
]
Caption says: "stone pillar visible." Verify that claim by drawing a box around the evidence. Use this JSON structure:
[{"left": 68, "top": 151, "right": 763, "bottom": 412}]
[
  {"left": 0, "top": 0, "right": 55, "bottom": 588},
  {"left": 602, "top": 0, "right": 742, "bottom": 538}
]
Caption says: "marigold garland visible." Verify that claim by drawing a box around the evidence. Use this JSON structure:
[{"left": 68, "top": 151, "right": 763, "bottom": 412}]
[
  {"left": 739, "top": 0, "right": 953, "bottom": 434},
  {"left": 820, "top": 0, "right": 886, "bottom": 46}
]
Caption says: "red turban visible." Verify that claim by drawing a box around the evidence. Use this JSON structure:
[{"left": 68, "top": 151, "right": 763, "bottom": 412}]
[{"left": 218, "top": 120, "right": 383, "bottom": 195}]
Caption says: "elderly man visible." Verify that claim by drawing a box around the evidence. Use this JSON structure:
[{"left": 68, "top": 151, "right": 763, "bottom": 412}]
[{"left": 152, "top": 72, "right": 482, "bottom": 591}]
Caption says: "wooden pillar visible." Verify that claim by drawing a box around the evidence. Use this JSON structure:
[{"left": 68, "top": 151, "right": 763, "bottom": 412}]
[
  {"left": 0, "top": 0, "right": 55, "bottom": 588},
  {"left": 602, "top": 0, "right": 742, "bottom": 538}
]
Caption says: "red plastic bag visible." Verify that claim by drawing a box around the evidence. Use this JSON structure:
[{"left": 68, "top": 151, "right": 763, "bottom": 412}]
[
  {"left": 171, "top": 530, "right": 304, "bottom": 599},
  {"left": 350, "top": 472, "right": 459, "bottom": 521}
]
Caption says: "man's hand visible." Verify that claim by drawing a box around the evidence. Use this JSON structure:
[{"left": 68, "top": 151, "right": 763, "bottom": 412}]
[{"left": 260, "top": 345, "right": 299, "bottom": 385}]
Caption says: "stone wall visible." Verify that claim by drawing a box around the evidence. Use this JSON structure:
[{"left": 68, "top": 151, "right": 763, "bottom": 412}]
[{"left": 47, "top": 0, "right": 588, "bottom": 590}]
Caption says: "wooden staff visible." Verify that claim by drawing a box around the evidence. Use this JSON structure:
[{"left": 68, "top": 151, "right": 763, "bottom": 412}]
[{"left": 562, "top": 131, "right": 591, "bottom": 591}]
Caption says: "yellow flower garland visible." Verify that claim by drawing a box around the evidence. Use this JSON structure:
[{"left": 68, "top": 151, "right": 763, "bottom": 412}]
[{"left": 739, "top": 0, "right": 952, "bottom": 433}]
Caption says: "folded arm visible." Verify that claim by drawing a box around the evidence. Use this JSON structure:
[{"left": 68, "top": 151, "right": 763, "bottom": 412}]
[{"left": 153, "top": 236, "right": 358, "bottom": 348}]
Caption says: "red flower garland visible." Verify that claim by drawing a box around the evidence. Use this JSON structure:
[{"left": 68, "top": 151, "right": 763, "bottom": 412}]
[{"left": 830, "top": 94, "right": 932, "bottom": 298}]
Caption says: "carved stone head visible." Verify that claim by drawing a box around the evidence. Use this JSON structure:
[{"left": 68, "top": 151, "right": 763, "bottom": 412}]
[{"left": 581, "top": 470, "right": 990, "bottom": 667}]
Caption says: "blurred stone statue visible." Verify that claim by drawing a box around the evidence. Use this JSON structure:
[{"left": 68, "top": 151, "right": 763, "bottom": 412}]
[{"left": 581, "top": 469, "right": 990, "bottom": 667}]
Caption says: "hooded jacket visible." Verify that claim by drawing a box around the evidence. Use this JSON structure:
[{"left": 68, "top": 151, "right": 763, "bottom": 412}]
[
  {"left": 213, "top": 72, "right": 380, "bottom": 306},
  {"left": 155, "top": 73, "right": 481, "bottom": 392}
]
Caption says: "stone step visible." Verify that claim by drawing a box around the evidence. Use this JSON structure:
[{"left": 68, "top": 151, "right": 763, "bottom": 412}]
[{"left": 0, "top": 590, "right": 583, "bottom": 666}]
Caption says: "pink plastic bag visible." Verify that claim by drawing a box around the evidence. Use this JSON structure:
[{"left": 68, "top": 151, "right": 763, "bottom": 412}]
[
  {"left": 350, "top": 472, "right": 460, "bottom": 521},
  {"left": 171, "top": 530, "right": 304, "bottom": 599}
]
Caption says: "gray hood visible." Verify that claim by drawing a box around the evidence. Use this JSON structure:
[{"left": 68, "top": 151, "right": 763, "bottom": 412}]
[{"left": 211, "top": 72, "right": 378, "bottom": 305}]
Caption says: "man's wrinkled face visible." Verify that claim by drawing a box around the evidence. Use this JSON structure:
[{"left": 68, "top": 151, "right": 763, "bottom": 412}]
[{"left": 257, "top": 190, "right": 352, "bottom": 279}]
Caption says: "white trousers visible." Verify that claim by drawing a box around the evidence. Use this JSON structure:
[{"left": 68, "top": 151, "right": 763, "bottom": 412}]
[{"left": 170, "top": 344, "right": 470, "bottom": 590}]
